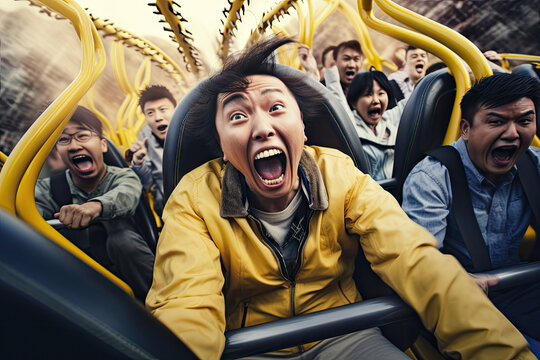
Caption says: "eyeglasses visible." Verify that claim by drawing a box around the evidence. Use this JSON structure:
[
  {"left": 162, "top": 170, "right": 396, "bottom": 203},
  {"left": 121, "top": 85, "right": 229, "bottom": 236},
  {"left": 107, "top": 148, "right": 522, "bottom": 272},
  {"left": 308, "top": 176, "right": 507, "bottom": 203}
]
[{"left": 56, "top": 130, "right": 98, "bottom": 146}]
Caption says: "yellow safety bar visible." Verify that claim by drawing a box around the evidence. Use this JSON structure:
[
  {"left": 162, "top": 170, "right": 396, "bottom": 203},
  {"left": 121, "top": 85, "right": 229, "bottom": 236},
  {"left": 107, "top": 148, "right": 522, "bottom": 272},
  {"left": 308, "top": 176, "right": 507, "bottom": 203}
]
[
  {"left": 358, "top": 0, "right": 472, "bottom": 144},
  {"left": 0, "top": 0, "right": 132, "bottom": 296},
  {"left": 0, "top": 151, "right": 7, "bottom": 166},
  {"left": 371, "top": 0, "right": 492, "bottom": 82},
  {"left": 498, "top": 53, "right": 540, "bottom": 64}
]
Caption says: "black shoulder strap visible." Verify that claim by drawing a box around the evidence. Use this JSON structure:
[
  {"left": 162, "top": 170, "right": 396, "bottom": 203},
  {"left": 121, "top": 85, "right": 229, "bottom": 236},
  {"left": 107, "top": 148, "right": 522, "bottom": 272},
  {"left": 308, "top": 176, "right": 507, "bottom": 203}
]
[
  {"left": 516, "top": 150, "right": 540, "bottom": 260},
  {"left": 427, "top": 146, "right": 492, "bottom": 271},
  {"left": 50, "top": 172, "right": 72, "bottom": 207}
]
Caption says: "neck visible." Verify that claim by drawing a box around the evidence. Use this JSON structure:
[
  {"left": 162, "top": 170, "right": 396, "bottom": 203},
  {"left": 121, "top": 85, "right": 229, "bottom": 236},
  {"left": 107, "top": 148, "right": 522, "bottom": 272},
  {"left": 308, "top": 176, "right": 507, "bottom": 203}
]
[
  {"left": 368, "top": 123, "right": 377, "bottom": 135},
  {"left": 70, "top": 168, "right": 106, "bottom": 193}
]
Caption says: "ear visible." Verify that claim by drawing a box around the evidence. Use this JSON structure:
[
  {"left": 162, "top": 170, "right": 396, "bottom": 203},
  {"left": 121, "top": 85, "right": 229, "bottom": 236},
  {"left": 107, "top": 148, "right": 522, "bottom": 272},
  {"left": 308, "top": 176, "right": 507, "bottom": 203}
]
[
  {"left": 223, "top": 153, "right": 228, "bottom": 162},
  {"left": 460, "top": 118, "right": 471, "bottom": 140},
  {"left": 301, "top": 113, "right": 307, "bottom": 143},
  {"left": 101, "top": 138, "right": 108, "bottom": 153}
]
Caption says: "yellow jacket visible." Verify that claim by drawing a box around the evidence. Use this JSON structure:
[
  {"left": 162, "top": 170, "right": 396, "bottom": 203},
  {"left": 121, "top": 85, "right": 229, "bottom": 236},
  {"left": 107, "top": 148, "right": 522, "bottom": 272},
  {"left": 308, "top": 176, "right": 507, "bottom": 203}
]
[{"left": 147, "top": 146, "right": 533, "bottom": 360}]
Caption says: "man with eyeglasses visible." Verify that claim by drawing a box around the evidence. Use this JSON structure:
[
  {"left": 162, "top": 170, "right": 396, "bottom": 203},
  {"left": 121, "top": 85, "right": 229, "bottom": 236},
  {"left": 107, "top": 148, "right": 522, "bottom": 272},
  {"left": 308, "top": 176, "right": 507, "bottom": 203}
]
[{"left": 35, "top": 106, "right": 155, "bottom": 301}]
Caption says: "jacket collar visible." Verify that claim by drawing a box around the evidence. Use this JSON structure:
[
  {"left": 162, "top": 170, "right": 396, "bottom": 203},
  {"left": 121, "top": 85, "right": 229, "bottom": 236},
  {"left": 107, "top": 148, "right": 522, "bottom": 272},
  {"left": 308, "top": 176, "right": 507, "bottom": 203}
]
[{"left": 220, "top": 148, "right": 329, "bottom": 218}]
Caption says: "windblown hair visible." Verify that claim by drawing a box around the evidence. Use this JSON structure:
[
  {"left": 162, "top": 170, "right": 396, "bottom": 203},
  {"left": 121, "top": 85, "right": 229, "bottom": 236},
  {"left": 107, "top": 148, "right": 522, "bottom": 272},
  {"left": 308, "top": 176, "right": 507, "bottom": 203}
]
[
  {"left": 461, "top": 73, "right": 540, "bottom": 126},
  {"left": 138, "top": 85, "right": 177, "bottom": 111},
  {"left": 333, "top": 40, "right": 362, "bottom": 61},
  {"left": 186, "top": 36, "right": 326, "bottom": 151},
  {"left": 69, "top": 106, "right": 103, "bottom": 136},
  {"left": 346, "top": 70, "right": 397, "bottom": 110}
]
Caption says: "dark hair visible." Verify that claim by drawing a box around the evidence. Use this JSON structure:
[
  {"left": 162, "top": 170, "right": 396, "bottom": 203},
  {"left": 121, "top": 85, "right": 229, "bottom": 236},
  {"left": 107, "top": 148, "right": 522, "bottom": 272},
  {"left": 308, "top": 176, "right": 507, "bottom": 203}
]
[
  {"left": 186, "top": 36, "right": 326, "bottom": 150},
  {"left": 69, "top": 106, "right": 103, "bottom": 136},
  {"left": 461, "top": 73, "right": 540, "bottom": 126},
  {"left": 346, "top": 70, "right": 397, "bottom": 109},
  {"left": 333, "top": 40, "right": 362, "bottom": 61},
  {"left": 425, "top": 62, "right": 447, "bottom": 75},
  {"left": 138, "top": 85, "right": 177, "bottom": 111},
  {"left": 321, "top": 45, "right": 336, "bottom": 67}
]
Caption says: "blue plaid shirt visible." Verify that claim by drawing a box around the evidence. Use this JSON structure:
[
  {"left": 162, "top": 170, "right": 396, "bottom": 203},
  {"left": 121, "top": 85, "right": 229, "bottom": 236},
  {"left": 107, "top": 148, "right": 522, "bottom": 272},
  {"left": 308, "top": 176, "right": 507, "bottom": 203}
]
[{"left": 402, "top": 138, "right": 540, "bottom": 271}]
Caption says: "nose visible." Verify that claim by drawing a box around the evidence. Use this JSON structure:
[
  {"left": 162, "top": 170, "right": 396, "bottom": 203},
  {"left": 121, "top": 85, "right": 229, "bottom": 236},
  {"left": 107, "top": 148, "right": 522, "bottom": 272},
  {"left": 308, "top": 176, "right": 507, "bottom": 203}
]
[
  {"left": 501, "top": 122, "right": 519, "bottom": 140},
  {"left": 251, "top": 113, "right": 275, "bottom": 140},
  {"left": 66, "top": 138, "right": 83, "bottom": 151},
  {"left": 372, "top": 94, "right": 380, "bottom": 104}
]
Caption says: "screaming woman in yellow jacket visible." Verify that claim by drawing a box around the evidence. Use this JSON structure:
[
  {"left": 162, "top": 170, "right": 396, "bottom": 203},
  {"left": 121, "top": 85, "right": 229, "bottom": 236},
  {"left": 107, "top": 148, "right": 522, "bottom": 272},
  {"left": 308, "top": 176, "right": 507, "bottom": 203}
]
[{"left": 146, "top": 146, "right": 533, "bottom": 360}]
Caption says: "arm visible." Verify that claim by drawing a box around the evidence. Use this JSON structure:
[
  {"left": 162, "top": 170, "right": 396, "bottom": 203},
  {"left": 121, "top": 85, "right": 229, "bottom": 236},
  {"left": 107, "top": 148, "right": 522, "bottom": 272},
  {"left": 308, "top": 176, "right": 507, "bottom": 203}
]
[
  {"left": 146, "top": 176, "right": 226, "bottom": 360},
  {"left": 297, "top": 44, "right": 320, "bottom": 81},
  {"left": 129, "top": 138, "right": 154, "bottom": 192},
  {"left": 401, "top": 161, "right": 451, "bottom": 248},
  {"left": 35, "top": 177, "right": 57, "bottom": 220},
  {"left": 323, "top": 66, "right": 355, "bottom": 124},
  {"left": 344, "top": 163, "right": 533, "bottom": 359},
  {"left": 91, "top": 167, "right": 143, "bottom": 219}
]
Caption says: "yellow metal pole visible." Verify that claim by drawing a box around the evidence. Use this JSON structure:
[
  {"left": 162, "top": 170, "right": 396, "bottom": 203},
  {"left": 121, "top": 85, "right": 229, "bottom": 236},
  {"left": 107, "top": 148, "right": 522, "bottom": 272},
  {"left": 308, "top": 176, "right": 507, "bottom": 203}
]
[{"left": 358, "top": 0, "right": 471, "bottom": 144}]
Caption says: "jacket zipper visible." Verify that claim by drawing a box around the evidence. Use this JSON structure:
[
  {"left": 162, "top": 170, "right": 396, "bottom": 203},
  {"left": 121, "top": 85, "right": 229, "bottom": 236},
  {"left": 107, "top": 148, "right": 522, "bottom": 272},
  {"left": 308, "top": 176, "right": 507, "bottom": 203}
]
[{"left": 241, "top": 301, "right": 249, "bottom": 328}]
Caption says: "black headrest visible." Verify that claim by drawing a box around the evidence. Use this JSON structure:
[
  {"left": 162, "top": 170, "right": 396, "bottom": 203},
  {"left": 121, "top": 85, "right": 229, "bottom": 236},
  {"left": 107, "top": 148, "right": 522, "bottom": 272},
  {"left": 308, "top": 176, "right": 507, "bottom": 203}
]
[
  {"left": 0, "top": 208, "right": 195, "bottom": 359},
  {"left": 512, "top": 63, "right": 540, "bottom": 80},
  {"left": 392, "top": 69, "right": 456, "bottom": 202},
  {"left": 163, "top": 64, "right": 368, "bottom": 202}
]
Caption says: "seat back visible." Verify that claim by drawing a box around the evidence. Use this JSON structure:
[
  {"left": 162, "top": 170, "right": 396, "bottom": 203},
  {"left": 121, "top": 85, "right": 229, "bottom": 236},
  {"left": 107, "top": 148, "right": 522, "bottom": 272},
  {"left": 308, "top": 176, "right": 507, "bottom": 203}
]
[
  {"left": 103, "top": 138, "right": 158, "bottom": 253},
  {"left": 0, "top": 208, "right": 196, "bottom": 359},
  {"left": 392, "top": 69, "right": 457, "bottom": 202},
  {"left": 163, "top": 64, "right": 369, "bottom": 201}
]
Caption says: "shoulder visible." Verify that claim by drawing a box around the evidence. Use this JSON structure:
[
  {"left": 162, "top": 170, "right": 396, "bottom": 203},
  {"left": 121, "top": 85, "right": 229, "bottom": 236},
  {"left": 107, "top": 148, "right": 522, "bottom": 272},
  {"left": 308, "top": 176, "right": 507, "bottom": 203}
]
[
  {"left": 172, "top": 158, "right": 226, "bottom": 194},
  {"left": 35, "top": 176, "right": 53, "bottom": 195},
  {"left": 105, "top": 165, "right": 140, "bottom": 182},
  {"left": 406, "top": 155, "right": 450, "bottom": 189},
  {"left": 526, "top": 146, "right": 540, "bottom": 164}
]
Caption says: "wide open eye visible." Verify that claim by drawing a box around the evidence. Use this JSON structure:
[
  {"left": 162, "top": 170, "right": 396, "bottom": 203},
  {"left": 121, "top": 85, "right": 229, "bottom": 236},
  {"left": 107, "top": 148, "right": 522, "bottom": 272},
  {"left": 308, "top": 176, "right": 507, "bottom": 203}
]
[
  {"left": 270, "top": 104, "right": 284, "bottom": 112},
  {"left": 230, "top": 113, "right": 247, "bottom": 121}
]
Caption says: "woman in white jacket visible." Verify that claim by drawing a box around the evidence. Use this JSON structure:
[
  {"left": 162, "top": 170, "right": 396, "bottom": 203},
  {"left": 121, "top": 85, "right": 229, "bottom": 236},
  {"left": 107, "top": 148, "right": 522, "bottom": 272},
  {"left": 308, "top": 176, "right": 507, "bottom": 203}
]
[{"left": 346, "top": 71, "right": 407, "bottom": 180}]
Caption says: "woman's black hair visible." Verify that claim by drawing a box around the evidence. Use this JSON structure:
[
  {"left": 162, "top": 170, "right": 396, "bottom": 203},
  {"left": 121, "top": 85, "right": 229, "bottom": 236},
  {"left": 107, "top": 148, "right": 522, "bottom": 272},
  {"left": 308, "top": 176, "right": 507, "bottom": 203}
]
[{"left": 346, "top": 70, "right": 397, "bottom": 110}]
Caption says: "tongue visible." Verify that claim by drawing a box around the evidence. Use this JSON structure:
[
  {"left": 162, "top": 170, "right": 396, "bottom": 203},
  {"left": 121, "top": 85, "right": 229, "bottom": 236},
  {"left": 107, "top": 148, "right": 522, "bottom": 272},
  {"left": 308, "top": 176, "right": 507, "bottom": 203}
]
[
  {"left": 255, "top": 157, "right": 283, "bottom": 180},
  {"left": 76, "top": 160, "right": 93, "bottom": 172}
]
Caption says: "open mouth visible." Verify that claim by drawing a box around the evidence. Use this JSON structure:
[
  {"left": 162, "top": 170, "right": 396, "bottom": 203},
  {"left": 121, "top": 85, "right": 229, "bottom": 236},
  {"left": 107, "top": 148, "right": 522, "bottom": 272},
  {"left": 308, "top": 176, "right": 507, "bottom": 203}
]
[
  {"left": 157, "top": 124, "right": 168, "bottom": 132},
  {"left": 491, "top": 145, "right": 517, "bottom": 166},
  {"left": 415, "top": 64, "right": 424, "bottom": 74},
  {"left": 254, "top": 148, "right": 286, "bottom": 186},
  {"left": 345, "top": 70, "right": 355, "bottom": 80},
  {"left": 367, "top": 107, "right": 382, "bottom": 120},
  {"left": 71, "top": 154, "right": 94, "bottom": 173}
]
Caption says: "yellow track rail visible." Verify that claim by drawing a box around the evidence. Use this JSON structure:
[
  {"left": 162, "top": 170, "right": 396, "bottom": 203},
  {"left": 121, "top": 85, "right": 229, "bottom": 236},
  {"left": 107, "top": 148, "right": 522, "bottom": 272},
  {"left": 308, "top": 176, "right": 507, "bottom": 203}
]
[
  {"left": 218, "top": 0, "right": 248, "bottom": 62},
  {"left": 358, "top": 0, "right": 472, "bottom": 144},
  {"left": 0, "top": 0, "right": 133, "bottom": 296}
]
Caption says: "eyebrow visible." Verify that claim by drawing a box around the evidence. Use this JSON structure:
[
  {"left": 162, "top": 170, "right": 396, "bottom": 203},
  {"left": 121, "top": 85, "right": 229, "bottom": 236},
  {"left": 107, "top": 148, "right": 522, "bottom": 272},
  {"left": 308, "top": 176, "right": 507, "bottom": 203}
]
[
  {"left": 221, "top": 93, "right": 248, "bottom": 109},
  {"left": 486, "top": 109, "right": 535, "bottom": 119}
]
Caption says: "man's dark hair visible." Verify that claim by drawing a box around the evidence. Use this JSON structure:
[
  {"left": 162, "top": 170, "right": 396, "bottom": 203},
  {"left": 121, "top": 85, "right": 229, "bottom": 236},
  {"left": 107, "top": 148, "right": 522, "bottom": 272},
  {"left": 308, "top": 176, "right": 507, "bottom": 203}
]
[
  {"left": 186, "top": 37, "right": 326, "bottom": 151},
  {"left": 321, "top": 45, "right": 336, "bottom": 67},
  {"left": 333, "top": 40, "right": 362, "bottom": 61},
  {"left": 425, "top": 62, "right": 447, "bottom": 76},
  {"left": 460, "top": 73, "right": 540, "bottom": 126},
  {"left": 138, "top": 85, "right": 177, "bottom": 111},
  {"left": 69, "top": 106, "right": 103, "bottom": 136},
  {"left": 346, "top": 70, "right": 397, "bottom": 110}
]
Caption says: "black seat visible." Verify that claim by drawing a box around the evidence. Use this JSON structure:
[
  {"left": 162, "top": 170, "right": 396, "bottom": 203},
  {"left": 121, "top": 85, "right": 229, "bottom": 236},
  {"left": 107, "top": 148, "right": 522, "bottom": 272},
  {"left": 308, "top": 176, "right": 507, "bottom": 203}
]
[
  {"left": 392, "top": 69, "right": 457, "bottom": 202},
  {"left": 103, "top": 138, "right": 158, "bottom": 253},
  {"left": 512, "top": 63, "right": 540, "bottom": 80},
  {"left": 163, "top": 64, "right": 419, "bottom": 353},
  {"left": 0, "top": 208, "right": 196, "bottom": 359}
]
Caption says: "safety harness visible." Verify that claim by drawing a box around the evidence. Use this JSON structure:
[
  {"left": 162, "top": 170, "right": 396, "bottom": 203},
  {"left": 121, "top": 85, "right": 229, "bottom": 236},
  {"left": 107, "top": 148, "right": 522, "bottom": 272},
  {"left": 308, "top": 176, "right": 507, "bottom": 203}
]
[{"left": 427, "top": 146, "right": 540, "bottom": 272}]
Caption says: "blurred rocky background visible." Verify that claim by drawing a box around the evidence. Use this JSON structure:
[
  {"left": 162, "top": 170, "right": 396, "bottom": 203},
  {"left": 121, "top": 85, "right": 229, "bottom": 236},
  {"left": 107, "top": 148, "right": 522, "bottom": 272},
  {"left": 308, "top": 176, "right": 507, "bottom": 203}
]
[{"left": 1, "top": 0, "right": 539, "bottom": 154}]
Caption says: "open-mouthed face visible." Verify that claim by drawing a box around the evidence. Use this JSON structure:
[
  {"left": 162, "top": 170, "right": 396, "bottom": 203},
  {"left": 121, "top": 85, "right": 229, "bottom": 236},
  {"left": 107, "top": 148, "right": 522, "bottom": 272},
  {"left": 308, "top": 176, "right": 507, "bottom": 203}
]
[
  {"left": 56, "top": 121, "right": 107, "bottom": 187},
  {"left": 143, "top": 97, "right": 175, "bottom": 140},
  {"left": 336, "top": 47, "right": 363, "bottom": 85},
  {"left": 354, "top": 80, "right": 389, "bottom": 128},
  {"left": 405, "top": 48, "right": 428, "bottom": 84},
  {"left": 461, "top": 97, "right": 536, "bottom": 183},
  {"left": 215, "top": 75, "right": 307, "bottom": 213}
]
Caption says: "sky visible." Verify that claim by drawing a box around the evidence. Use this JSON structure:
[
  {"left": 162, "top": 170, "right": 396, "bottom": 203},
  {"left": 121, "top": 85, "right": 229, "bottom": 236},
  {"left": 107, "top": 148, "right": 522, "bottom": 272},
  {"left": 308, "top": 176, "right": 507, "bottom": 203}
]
[{"left": 1, "top": 0, "right": 297, "bottom": 71}]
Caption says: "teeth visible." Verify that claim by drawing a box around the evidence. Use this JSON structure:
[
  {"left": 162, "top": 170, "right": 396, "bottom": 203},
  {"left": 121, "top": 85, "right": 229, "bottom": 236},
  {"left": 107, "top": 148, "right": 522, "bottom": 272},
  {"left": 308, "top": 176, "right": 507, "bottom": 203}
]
[
  {"left": 254, "top": 148, "right": 282, "bottom": 160},
  {"left": 261, "top": 173, "right": 284, "bottom": 185}
]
